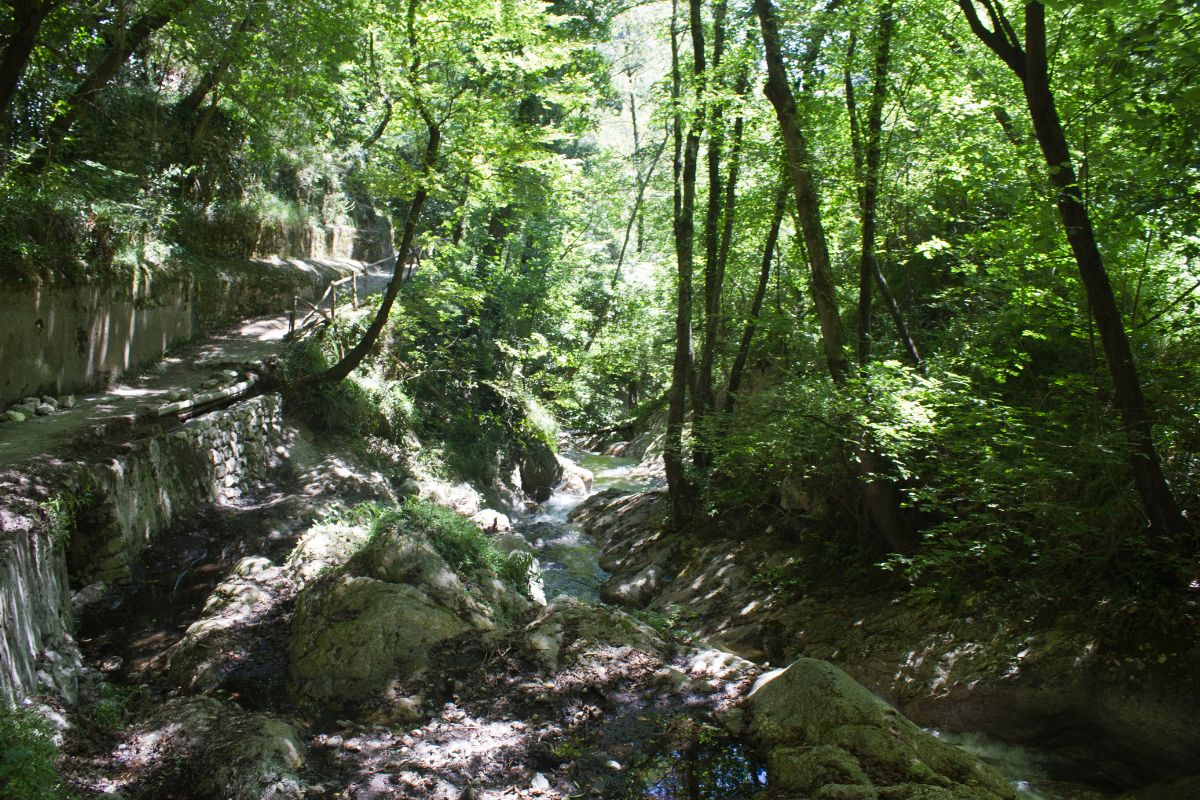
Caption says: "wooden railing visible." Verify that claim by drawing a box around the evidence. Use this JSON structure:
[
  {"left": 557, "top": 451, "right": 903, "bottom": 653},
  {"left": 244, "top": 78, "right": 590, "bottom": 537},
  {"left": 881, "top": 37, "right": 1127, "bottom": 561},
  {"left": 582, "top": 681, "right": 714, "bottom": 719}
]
[{"left": 287, "top": 253, "right": 397, "bottom": 339}]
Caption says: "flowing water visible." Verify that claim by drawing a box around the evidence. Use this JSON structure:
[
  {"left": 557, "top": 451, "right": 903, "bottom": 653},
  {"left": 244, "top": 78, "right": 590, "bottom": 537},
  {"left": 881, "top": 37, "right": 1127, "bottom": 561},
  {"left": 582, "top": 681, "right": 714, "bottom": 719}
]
[
  {"left": 517, "top": 449, "right": 1088, "bottom": 800},
  {"left": 516, "top": 449, "right": 663, "bottom": 603}
]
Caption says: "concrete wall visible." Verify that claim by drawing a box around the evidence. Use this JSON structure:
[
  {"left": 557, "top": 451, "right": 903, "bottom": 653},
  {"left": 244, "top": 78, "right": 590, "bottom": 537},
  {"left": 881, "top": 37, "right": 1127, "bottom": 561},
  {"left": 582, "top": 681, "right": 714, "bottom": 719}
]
[
  {"left": 0, "top": 506, "right": 78, "bottom": 706},
  {"left": 0, "top": 254, "right": 377, "bottom": 409},
  {"left": 0, "top": 393, "right": 286, "bottom": 704}
]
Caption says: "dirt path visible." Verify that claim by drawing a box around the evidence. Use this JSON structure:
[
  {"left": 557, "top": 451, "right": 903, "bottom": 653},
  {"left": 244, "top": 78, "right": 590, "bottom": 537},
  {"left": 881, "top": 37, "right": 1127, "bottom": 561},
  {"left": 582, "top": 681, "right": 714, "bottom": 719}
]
[{"left": 0, "top": 257, "right": 394, "bottom": 469}]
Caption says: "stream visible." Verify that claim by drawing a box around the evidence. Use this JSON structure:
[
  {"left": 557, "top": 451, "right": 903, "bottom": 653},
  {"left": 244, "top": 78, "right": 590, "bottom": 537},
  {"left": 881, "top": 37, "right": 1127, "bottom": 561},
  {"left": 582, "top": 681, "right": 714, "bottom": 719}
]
[
  {"left": 515, "top": 450, "right": 1079, "bottom": 800},
  {"left": 518, "top": 449, "right": 662, "bottom": 603},
  {"left": 70, "top": 440, "right": 1096, "bottom": 800}
]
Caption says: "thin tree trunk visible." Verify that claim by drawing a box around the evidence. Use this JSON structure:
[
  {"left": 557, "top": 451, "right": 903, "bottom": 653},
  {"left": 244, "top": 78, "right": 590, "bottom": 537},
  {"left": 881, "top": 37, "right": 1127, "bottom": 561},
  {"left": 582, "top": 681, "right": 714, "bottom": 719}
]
[
  {"left": 0, "top": 0, "right": 56, "bottom": 124},
  {"left": 315, "top": 124, "right": 440, "bottom": 384},
  {"left": 849, "top": 2, "right": 895, "bottom": 365},
  {"left": 666, "top": 0, "right": 702, "bottom": 526},
  {"left": 958, "top": 0, "right": 1184, "bottom": 534},
  {"left": 754, "top": 0, "right": 847, "bottom": 382},
  {"left": 725, "top": 179, "right": 787, "bottom": 414},
  {"left": 630, "top": 90, "right": 646, "bottom": 254},
  {"left": 755, "top": 0, "right": 914, "bottom": 553},
  {"left": 694, "top": 0, "right": 729, "bottom": 445}
]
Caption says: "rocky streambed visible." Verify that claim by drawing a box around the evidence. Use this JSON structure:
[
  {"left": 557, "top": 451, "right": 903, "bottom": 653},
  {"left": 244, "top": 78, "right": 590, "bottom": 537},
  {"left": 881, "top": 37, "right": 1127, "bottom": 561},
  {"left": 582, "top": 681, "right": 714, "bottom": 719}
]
[{"left": 41, "top": 430, "right": 1108, "bottom": 800}]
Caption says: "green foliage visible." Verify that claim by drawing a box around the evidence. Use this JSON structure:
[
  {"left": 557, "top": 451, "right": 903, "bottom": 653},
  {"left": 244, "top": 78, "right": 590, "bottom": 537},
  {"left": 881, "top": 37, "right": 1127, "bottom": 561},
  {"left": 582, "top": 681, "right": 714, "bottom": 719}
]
[
  {"left": 91, "top": 683, "right": 137, "bottom": 731},
  {"left": 373, "top": 498, "right": 535, "bottom": 598},
  {"left": 39, "top": 492, "right": 91, "bottom": 551},
  {"left": 0, "top": 705, "right": 70, "bottom": 800},
  {"left": 281, "top": 330, "right": 413, "bottom": 441}
]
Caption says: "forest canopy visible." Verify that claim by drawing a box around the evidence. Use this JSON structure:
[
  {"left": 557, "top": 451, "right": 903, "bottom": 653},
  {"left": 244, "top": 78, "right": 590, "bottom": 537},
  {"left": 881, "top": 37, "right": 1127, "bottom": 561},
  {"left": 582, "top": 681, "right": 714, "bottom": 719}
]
[{"left": 2, "top": 0, "right": 1197, "bottom": 612}]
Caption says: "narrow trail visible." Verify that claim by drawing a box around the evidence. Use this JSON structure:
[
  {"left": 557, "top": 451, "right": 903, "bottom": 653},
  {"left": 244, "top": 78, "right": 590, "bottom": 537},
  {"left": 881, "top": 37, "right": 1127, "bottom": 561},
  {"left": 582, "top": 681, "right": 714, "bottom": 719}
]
[{"left": 0, "top": 257, "right": 395, "bottom": 470}]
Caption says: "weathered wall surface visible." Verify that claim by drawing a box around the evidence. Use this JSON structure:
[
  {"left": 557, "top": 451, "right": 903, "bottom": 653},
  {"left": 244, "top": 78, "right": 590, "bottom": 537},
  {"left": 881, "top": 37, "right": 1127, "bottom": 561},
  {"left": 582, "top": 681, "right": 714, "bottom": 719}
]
[
  {"left": 0, "top": 253, "right": 378, "bottom": 409},
  {"left": 0, "top": 206, "right": 393, "bottom": 409},
  {"left": 70, "top": 394, "right": 286, "bottom": 585},
  {"left": 0, "top": 508, "right": 79, "bottom": 707},
  {"left": 0, "top": 393, "right": 286, "bottom": 705}
]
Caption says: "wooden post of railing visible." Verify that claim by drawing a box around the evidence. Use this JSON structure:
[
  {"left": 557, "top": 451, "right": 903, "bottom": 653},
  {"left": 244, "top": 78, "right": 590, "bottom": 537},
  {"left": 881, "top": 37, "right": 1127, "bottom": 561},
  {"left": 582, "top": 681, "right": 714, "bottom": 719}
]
[
  {"left": 289, "top": 296, "right": 297, "bottom": 336},
  {"left": 352, "top": 273, "right": 358, "bottom": 308},
  {"left": 331, "top": 283, "right": 337, "bottom": 321}
]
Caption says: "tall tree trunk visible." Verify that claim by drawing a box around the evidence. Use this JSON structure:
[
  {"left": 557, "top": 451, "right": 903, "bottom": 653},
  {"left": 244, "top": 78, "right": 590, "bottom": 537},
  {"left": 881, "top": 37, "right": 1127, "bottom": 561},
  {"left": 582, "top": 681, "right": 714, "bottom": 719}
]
[
  {"left": 958, "top": 0, "right": 1184, "bottom": 535},
  {"left": 0, "top": 0, "right": 56, "bottom": 124},
  {"left": 847, "top": 2, "right": 895, "bottom": 365},
  {"left": 697, "top": 67, "right": 749, "bottom": 437},
  {"left": 18, "top": 0, "right": 195, "bottom": 175},
  {"left": 665, "top": 0, "right": 702, "bottom": 526},
  {"left": 754, "top": 0, "right": 847, "bottom": 381},
  {"left": 694, "top": 0, "right": 729, "bottom": 447},
  {"left": 315, "top": 124, "right": 440, "bottom": 384},
  {"left": 755, "top": 0, "right": 914, "bottom": 553},
  {"left": 725, "top": 178, "right": 787, "bottom": 414}
]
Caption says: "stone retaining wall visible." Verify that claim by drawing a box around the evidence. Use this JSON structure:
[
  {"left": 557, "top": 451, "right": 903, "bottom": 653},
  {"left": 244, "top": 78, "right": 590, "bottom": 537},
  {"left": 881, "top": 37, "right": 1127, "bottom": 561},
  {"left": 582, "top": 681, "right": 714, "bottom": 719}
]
[
  {"left": 71, "top": 394, "right": 286, "bottom": 585},
  {"left": 0, "top": 393, "right": 286, "bottom": 704}
]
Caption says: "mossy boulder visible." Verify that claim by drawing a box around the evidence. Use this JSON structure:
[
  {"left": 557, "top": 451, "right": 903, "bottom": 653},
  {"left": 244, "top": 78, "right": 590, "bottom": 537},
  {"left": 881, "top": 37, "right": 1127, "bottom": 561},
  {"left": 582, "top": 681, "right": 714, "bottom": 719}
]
[
  {"left": 522, "top": 597, "right": 669, "bottom": 672},
  {"left": 746, "top": 659, "right": 1017, "bottom": 800},
  {"left": 126, "top": 697, "right": 306, "bottom": 800},
  {"left": 288, "top": 575, "right": 467, "bottom": 706},
  {"left": 519, "top": 440, "right": 562, "bottom": 502}
]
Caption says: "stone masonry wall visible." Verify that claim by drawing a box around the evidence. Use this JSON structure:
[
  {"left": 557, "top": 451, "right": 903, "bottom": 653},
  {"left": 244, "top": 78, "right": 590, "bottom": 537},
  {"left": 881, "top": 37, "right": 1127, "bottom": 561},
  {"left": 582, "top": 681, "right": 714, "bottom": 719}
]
[
  {"left": 0, "top": 393, "right": 286, "bottom": 705},
  {"left": 70, "top": 394, "right": 286, "bottom": 585}
]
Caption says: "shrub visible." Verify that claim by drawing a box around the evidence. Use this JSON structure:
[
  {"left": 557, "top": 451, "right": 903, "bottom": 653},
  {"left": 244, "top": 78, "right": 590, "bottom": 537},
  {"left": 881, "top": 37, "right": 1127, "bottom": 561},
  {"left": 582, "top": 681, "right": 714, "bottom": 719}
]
[
  {"left": 0, "top": 705, "right": 69, "bottom": 800},
  {"left": 376, "top": 498, "right": 535, "bottom": 598}
]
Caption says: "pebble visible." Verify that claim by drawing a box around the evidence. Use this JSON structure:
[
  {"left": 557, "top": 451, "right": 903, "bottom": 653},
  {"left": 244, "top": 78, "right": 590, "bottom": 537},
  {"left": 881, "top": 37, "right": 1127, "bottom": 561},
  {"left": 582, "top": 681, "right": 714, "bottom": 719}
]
[{"left": 531, "top": 773, "right": 550, "bottom": 790}]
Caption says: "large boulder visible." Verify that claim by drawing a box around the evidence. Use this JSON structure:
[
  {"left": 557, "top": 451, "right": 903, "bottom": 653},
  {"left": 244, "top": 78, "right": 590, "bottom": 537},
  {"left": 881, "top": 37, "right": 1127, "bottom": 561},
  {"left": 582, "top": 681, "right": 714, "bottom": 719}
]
[
  {"left": 123, "top": 697, "right": 306, "bottom": 800},
  {"left": 519, "top": 440, "right": 563, "bottom": 502},
  {"left": 745, "top": 658, "right": 1018, "bottom": 800},
  {"left": 556, "top": 455, "right": 593, "bottom": 497},
  {"left": 600, "top": 564, "right": 663, "bottom": 609},
  {"left": 288, "top": 575, "right": 467, "bottom": 706},
  {"left": 165, "top": 557, "right": 290, "bottom": 694},
  {"left": 522, "top": 597, "right": 669, "bottom": 672}
]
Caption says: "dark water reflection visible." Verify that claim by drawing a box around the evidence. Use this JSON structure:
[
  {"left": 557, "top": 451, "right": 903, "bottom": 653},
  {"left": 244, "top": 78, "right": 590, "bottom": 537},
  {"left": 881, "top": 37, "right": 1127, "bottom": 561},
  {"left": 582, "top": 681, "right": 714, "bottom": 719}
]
[{"left": 625, "top": 729, "right": 767, "bottom": 800}]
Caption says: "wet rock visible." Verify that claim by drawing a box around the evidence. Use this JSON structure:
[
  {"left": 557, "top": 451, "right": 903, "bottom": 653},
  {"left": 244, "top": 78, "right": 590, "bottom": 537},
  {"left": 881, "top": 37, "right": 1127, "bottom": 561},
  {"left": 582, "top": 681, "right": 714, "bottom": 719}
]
[
  {"left": 35, "top": 403, "right": 55, "bottom": 416},
  {"left": 556, "top": 455, "right": 593, "bottom": 496},
  {"left": 165, "top": 560, "right": 289, "bottom": 694},
  {"left": 521, "top": 597, "right": 669, "bottom": 672},
  {"left": 58, "top": 394, "right": 76, "bottom": 409},
  {"left": 1121, "top": 775, "right": 1200, "bottom": 800},
  {"left": 125, "top": 696, "right": 306, "bottom": 800},
  {"left": 600, "top": 564, "right": 663, "bottom": 609},
  {"left": 5, "top": 410, "right": 26, "bottom": 423},
  {"left": 745, "top": 659, "right": 1017, "bottom": 800},
  {"left": 519, "top": 440, "right": 563, "bottom": 502},
  {"left": 422, "top": 479, "right": 482, "bottom": 516},
  {"left": 289, "top": 576, "right": 468, "bottom": 706},
  {"left": 471, "top": 508, "right": 512, "bottom": 532}
]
